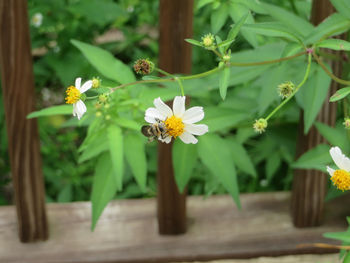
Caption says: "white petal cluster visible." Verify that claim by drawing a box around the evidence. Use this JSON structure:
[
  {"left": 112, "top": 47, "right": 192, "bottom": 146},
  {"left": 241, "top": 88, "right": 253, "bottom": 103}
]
[
  {"left": 32, "top": 13, "right": 43, "bottom": 27},
  {"left": 145, "top": 96, "right": 208, "bottom": 144},
  {"left": 72, "top": 78, "right": 92, "bottom": 120}
]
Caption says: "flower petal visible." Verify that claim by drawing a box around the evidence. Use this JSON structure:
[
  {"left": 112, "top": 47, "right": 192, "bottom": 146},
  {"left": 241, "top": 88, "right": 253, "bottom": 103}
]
[
  {"left": 75, "top": 100, "right": 87, "bottom": 120},
  {"left": 159, "top": 136, "right": 172, "bottom": 144},
  {"left": 179, "top": 131, "right": 198, "bottom": 144},
  {"left": 182, "top": 106, "right": 204, "bottom": 124},
  {"left": 145, "top": 116, "right": 156, "bottom": 123},
  {"left": 75, "top": 78, "right": 82, "bottom": 90},
  {"left": 327, "top": 166, "right": 335, "bottom": 177},
  {"left": 173, "top": 96, "right": 186, "bottom": 117},
  {"left": 80, "top": 80, "right": 93, "bottom": 93},
  {"left": 145, "top": 107, "right": 166, "bottom": 121},
  {"left": 185, "top": 123, "right": 208, "bottom": 135},
  {"left": 154, "top": 97, "right": 173, "bottom": 118},
  {"left": 330, "top": 146, "right": 350, "bottom": 171}
]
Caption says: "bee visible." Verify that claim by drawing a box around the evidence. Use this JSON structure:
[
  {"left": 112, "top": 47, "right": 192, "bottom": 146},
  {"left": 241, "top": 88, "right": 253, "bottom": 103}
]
[{"left": 141, "top": 118, "right": 168, "bottom": 142}]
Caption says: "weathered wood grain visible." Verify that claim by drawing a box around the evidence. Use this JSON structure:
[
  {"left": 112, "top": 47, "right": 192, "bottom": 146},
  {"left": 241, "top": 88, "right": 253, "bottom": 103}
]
[
  {"left": 0, "top": 192, "right": 348, "bottom": 263},
  {"left": 291, "top": 0, "right": 343, "bottom": 227},
  {"left": 157, "top": 0, "right": 194, "bottom": 235},
  {"left": 0, "top": 0, "right": 48, "bottom": 242}
]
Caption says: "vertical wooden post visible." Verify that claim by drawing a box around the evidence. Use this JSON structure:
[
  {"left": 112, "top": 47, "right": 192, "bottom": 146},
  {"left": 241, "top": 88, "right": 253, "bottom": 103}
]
[
  {"left": 0, "top": 0, "right": 48, "bottom": 241},
  {"left": 157, "top": 0, "right": 193, "bottom": 235},
  {"left": 291, "top": 0, "right": 341, "bottom": 227}
]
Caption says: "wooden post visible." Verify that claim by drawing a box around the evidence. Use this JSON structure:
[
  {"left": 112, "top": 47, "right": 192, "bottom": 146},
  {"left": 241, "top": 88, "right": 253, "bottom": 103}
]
[
  {"left": 291, "top": 0, "right": 341, "bottom": 227},
  {"left": 0, "top": 0, "right": 48, "bottom": 241},
  {"left": 157, "top": 0, "right": 193, "bottom": 235}
]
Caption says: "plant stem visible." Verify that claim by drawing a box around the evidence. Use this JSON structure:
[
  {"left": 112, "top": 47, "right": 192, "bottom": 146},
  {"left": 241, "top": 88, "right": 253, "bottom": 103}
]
[
  {"left": 229, "top": 51, "right": 306, "bottom": 67},
  {"left": 212, "top": 48, "right": 223, "bottom": 59},
  {"left": 109, "top": 51, "right": 307, "bottom": 93},
  {"left": 265, "top": 53, "right": 312, "bottom": 121},
  {"left": 312, "top": 52, "right": 350, "bottom": 86},
  {"left": 155, "top": 68, "right": 174, "bottom": 78},
  {"left": 175, "top": 77, "right": 185, "bottom": 96}
]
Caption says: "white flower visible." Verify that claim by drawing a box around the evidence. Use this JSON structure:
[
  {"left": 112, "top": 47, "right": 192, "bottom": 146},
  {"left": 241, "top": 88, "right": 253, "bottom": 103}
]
[
  {"left": 32, "top": 13, "right": 43, "bottom": 27},
  {"left": 144, "top": 96, "right": 208, "bottom": 144},
  {"left": 327, "top": 146, "right": 350, "bottom": 191},
  {"left": 65, "top": 78, "right": 92, "bottom": 120}
]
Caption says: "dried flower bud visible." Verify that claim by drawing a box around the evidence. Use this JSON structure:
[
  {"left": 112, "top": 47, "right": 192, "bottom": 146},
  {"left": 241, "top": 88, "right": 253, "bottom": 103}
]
[
  {"left": 253, "top": 118, "right": 268, "bottom": 134},
  {"left": 134, "top": 59, "right": 154, "bottom": 75},
  {"left": 277, "top": 81, "right": 295, "bottom": 99}
]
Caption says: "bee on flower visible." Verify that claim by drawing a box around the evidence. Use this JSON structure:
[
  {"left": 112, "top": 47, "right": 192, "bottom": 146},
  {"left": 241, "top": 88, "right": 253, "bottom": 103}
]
[
  {"left": 65, "top": 77, "right": 92, "bottom": 120},
  {"left": 143, "top": 96, "right": 208, "bottom": 144},
  {"left": 327, "top": 147, "right": 350, "bottom": 191}
]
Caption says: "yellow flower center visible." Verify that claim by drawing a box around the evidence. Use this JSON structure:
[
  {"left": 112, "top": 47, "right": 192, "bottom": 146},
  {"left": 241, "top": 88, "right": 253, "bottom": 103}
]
[
  {"left": 165, "top": 116, "right": 184, "bottom": 138},
  {"left": 331, "top": 169, "right": 350, "bottom": 191},
  {"left": 65, "top": 86, "right": 81, "bottom": 104},
  {"left": 203, "top": 36, "right": 213, "bottom": 47}
]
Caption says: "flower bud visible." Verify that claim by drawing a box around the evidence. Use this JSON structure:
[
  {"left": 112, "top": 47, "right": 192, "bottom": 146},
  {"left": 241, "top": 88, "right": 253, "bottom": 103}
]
[
  {"left": 253, "top": 118, "right": 268, "bottom": 134},
  {"left": 96, "top": 111, "right": 102, "bottom": 117},
  {"left": 98, "top": 94, "right": 108, "bottom": 103},
  {"left": 344, "top": 118, "right": 350, "bottom": 130},
  {"left": 92, "top": 77, "right": 101, "bottom": 89},
  {"left": 133, "top": 59, "right": 154, "bottom": 75},
  {"left": 277, "top": 81, "right": 294, "bottom": 99},
  {"left": 201, "top": 33, "right": 215, "bottom": 49}
]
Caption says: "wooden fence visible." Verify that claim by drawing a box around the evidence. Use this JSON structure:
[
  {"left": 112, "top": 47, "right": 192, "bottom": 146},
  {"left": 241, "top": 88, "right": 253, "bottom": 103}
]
[{"left": 0, "top": 0, "right": 348, "bottom": 262}]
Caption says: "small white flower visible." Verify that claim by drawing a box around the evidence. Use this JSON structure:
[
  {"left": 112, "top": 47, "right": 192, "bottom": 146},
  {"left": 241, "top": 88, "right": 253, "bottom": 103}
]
[
  {"left": 327, "top": 146, "right": 350, "bottom": 191},
  {"left": 65, "top": 78, "right": 92, "bottom": 120},
  {"left": 32, "top": 13, "right": 43, "bottom": 28},
  {"left": 144, "top": 96, "right": 208, "bottom": 144}
]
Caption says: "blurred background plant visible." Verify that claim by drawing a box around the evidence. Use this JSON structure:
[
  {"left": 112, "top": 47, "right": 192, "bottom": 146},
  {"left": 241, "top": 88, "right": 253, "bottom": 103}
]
[{"left": 1, "top": 0, "right": 349, "bottom": 207}]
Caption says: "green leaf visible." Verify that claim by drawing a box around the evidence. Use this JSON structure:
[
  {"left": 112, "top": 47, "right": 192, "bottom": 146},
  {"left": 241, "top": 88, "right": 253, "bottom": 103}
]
[
  {"left": 315, "top": 122, "right": 349, "bottom": 153},
  {"left": 27, "top": 105, "right": 72, "bottom": 119},
  {"left": 330, "top": 87, "right": 350, "bottom": 102},
  {"left": 280, "top": 42, "right": 303, "bottom": 58},
  {"left": 57, "top": 184, "right": 72, "bottom": 203},
  {"left": 91, "top": 153, "right": 118, "bottom": 230},
  {"left": 115, "top": 118, "right": 140, "bottom": 131},
  {"left": 224, "top": 12, "right": 249, "bottom": 51},
  {"left": 230, "top": 0, "right": 267, "bottom": 15},
  {"left": 266, "top": 151, "right": 281, "bottom": 181},
  {"left": 292, "top": 144, "right": 331, "bottom": 171},
  {"left": 243, "top": 22, "right": 303, "bottom": 43},
  {"left": 219, "top": 65, "right": 230, "bottom": 100},
  {"left": 172, "top": 140, "right": 198, "bottom": 193},
  {"left": 330, "top": 0, "right": 350, "bottom": 19},
  {"left": 198, "top": 134, "right": 241, "bottom": 208},
  {"left": 205, "top": 107, "right": 247, "bottom": 132},
  {"left": 324, "top": 231, "right": 350, "bottom": 243},
  {"left": 184, "top": 38, "right": 203, "bottom": 48},
  {"left": 211, "top": 3, "right": 229, "bottom": 33},
  {"left": 71, "top": 39, "right": 135, "bottom": 84},
  {"left": 228, "top": 139, "right": 256, "bottom": 177},
  {"left": 196, "top": 0, "right": 214, "bottom": 10},
  {"left": 343, "top": 252, "right": 350, "bottom": 263},
  {"left": 78, "top": 135, "right": 109, "bottom": 163},
  {"left": 304, "top": 13, "right": 350, "bottom": 45},
  {"left": 229, "top": 3, "right": 258, "bottom": 47},
  {"left": 107, "top": 125, "right": 124, "bottom": 191},
  {"left": 317, "top": 39, "right": 350, "bottom": 51},
  {"left": 301, "top": 64, "right": 331, "bottom": 134},
  {"left": 124, "top": 134, "right": 147, "bottom": 192},
  {"left": 261, "top": 2, "right": 314, "bottom": 37}
]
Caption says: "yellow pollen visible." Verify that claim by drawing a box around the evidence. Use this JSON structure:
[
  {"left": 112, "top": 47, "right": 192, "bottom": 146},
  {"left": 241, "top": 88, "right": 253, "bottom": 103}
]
[
  {"left": 331, "top": 169, "right": 350, "bottom": 191},
  {"left": 65, "top": 86, "right": 81, "bottom": 104},
  {"left": 165, "top": 116, "right": 184, "bottom": 138}
]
